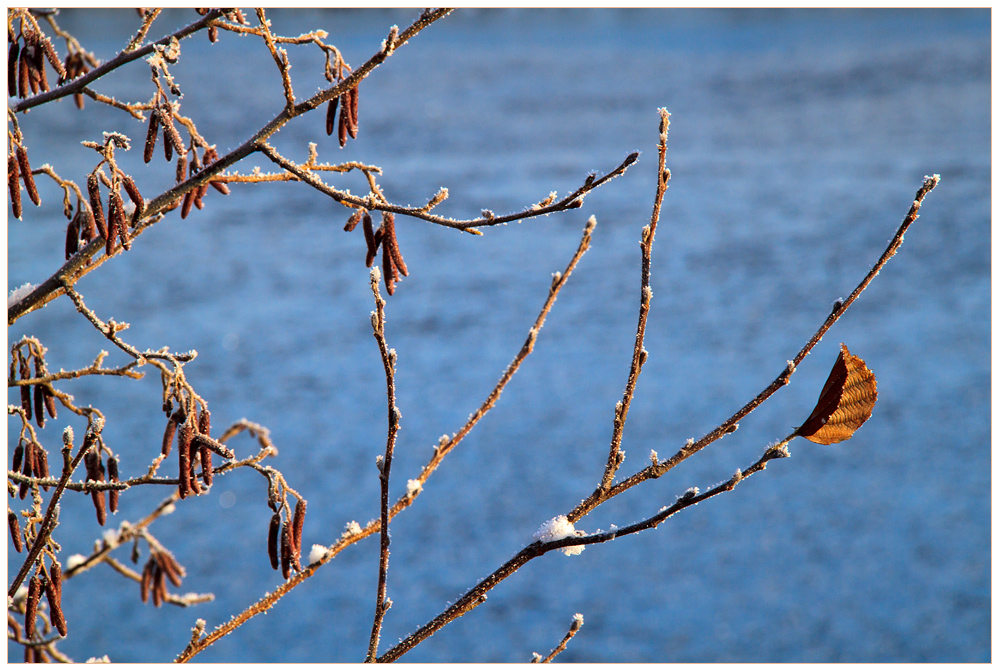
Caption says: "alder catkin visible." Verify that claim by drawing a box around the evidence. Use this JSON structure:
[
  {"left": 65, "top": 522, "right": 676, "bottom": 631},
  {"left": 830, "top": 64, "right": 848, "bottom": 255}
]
[
  {"left": 19, "top": 441, "right": 34, "bottom": 499},
  {"left": 32, "top": 43, "right": 48, "bottom": 92},
  {"left": 8, "top": 42, "right": 19, "bottom": 97},
  {"left": 87, "top": 173, "right": 108, "bottom": 241},
  {"left": 178, "top": 424, "right": 193, "bottom": 499},
  {"left": 382, "top": 243, "right": 397, "bottom": 295},
  {"left": 140, "top": 558, "right": 153, "bottom": 603},
  {"left": 337, "top": 90, "right": 349, "bottom": 147},
  {"left": 110, "top": 189, "right": 130, "bottom": 250},
  {"left": 121, "top": 174, "right": 143, "bottom": 212},
  {"left": 348, "top": 85, "right": 359, "bottom": 138},
  {"left": 363, "top": 213, "right": 378, "bottom": 267},
  {"left": 199, "top": 440, "right": 213, "bottom": 487},
  {"left": 161, "top": 103, "right": 185, "bottom": 157},
  {"left": 267, "top": 513, "right": 281, "bottom": 570},
  {"left": 344, "top": 208, "right": 363, "bottom": 232},
  {"left": 43, "top": 385, "right": 57, "bottom": 419},
  {"left": 292, "top": 499, "right": 306, "bottom": 570},
  {"left": 20, "top": 383, "right": 31, "bottom": 421},
  {"left": 105, "top": 191, "right": 119, "bottom": 256},
  {"left": 86, "top": 449, "right": 107, "bottom": 526},
  {"left": 382, "top": 212, "right": 408, "bottom": 276},
  {"left": 326, "top": 95, "right": 339, "bottom": 136},
  {"left": 8, "top": 511, "right": 23, "bottom": 553},
  {"left": 33, "top": 384, "right": 45, "bottom": 428},
  {"left": 25, "top": 575, "right": 41, "bottom": 638},
  {"left": 280, "top": 522, "right": 292, "bottom": 579},
  {"left": 107, "top": 455, "right": 120, "bottom": 513},
  {"left": 40, "top": 34, "right": 65, "bottom": 79},
  {"left": 44, "top": 569, "right": 67, "bottom": 636},
  {"left": 17, "top": 46, "right": 29, "bottom": 98},
  {"left": 162, "top": 409, "right": 183, "bottom": 457},
  {"left": 8, "top": 153, "right": 21, "bottom": 219},
  {"left": 65, "top": 212, "right": 80, "bottom": 259},
  {"left": 144, "top": 108, "right": 159, "bottom": 163},
  {"left": 152, "top": 563, "right": 165, "bottom": 607},
  {"left": 16, "top": 146, "right": 39, "bottom": 206}
]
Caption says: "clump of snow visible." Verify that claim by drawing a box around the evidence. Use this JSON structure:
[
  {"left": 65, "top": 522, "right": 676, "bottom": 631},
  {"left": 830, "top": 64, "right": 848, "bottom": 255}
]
[
  {"left": 66, "top": 554, "right": 88, "bottom": 571},
  {"left": 308, "top": 544, "right": 329, "bottom": 564},
  {"left": 533, "top": 515, "right": 584, "bottom": 556}
]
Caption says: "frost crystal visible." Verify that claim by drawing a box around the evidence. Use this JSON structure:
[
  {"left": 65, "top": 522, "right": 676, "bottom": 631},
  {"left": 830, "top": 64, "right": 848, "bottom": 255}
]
[
  {"left": 343, "top": 521, "right": 362, "bottom": 537},
  {"left": 406, "top": 479, "right": 422, "bottom": 496},
  {"left": 533, "top": 515, "right": 584, "bottom": 556},
  {"left": 7, "top": 282, "right": 36, "bottom": 309}
]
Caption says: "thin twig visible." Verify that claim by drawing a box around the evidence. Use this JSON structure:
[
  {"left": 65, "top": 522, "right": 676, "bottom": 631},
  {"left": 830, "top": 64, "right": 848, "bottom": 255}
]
[
  {"left": 259, "top": 142, "right": 637, "bottom": 231},
  {"left": 600, "top": 109, "right": 670, "bottom": 492},
  {"left": 365, "top": 268, "right": 399, "bottom": 662},
  {"left": 378, "top": 433, "right": 792, "bottom": 663},
  {"left": 254, "top": 9, "right": 295, "bottom": 111},
  {"left": 533, "top": 613, "right": 584, "bottom": 663},
  {"left": 173, "top": 212, "right": 595, "bottom": 663},
  {"left": 568, "top": 173, "right": 941, "bottom": 522}
]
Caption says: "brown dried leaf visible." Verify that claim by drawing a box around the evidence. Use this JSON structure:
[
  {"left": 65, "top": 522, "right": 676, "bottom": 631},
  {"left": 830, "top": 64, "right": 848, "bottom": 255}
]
[{"left": 796, "top": 343, "right": 878, "bottom": 445}]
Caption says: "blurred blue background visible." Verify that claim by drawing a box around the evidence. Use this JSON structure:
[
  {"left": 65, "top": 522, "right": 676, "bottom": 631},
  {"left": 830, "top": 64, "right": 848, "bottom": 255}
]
[{"left": 7, "top": 8, "right": 990, "bottom": 663}]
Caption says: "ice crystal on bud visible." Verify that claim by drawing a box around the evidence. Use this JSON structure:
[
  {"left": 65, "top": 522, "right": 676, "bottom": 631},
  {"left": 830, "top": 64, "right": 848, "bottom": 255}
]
[
  {"left": 343, "top": 521, "right": 362, "bottom": 537},
  {"left": 573, "top": 613, "right": 584, "bottom": 627},
  {"left": 533, "top": 515, "right": 584, "bottom": 556},
  {"left": 406, "top": 479, "right": 422, "bottom": 496},
  {"left": 308, "top": 544, "right": 329, "bottom": 564}
]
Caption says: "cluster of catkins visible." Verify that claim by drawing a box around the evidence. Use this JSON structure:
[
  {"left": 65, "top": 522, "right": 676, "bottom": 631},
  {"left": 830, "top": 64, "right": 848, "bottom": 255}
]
[
  {"left": 14, "top": 353, "right": 57, "bottom": 429},
  {"left": 161, "top": 403, "right": 232, "bottom": 500},
  {"left": 8, "top": 25, "right": 66, "bottom": 100},
  {"left": 267, "top": 498, "right": 307, "bottom": 580},
  {"left": 85, "top": 167, "right": 145, "bottom": 257},
  {"left": 8, "top": 142, "right": 38, "bottom": 220},
  {"left": 326, "top": 81, "right": 360, "bottom": 148},
  {"left": 345, "top": 209, "right": 409, "bottom": 295},
  {"left": 139, "top": 547, "right": 186, "bottom": 608},
  {"left": 17, "top": 561, "right": 68, "bottom": 661}
]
